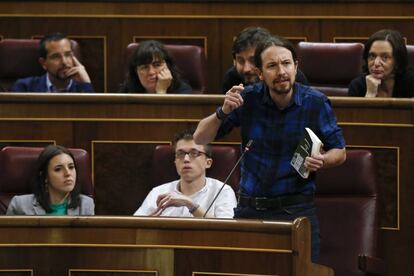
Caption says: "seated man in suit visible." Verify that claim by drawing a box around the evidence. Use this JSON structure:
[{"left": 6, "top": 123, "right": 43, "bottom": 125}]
[
  {"left": 10, "top": 33, "right": 94, "bottom": 92},
  {"left": 134, "top": 130, "right": 237, "bottom": 218},
  {"left": 222, "top": 26, "right": 308, "bottom": 92}
]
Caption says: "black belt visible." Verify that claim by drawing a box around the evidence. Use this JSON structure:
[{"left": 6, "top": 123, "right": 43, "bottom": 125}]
[{"left": 238, "top": 194, "right": 314, "bottom": 211}]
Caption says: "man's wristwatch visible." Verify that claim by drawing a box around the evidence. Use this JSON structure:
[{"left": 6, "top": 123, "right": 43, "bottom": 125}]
[
  {"left": 188, "top": 203, "right": 200, "bottom": 214},
  {"left": 215, "top": 106, "right": 229, "bottom": 121}
]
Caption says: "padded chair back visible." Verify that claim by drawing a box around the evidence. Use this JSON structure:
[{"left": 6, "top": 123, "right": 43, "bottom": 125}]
[
  {"left": 0, "top": 39, "right": 81, "bottom": 91},
  {"left": 0, "top": 146, "right": 93, "bottom": 214},
  {"left": 125, "top": 43, "right": 207, "bottom": 93},
  {"left": 297, "top": 42, "right": 364, "bottom": 96},
  {"left": 151, "top": 145, "right": 240, "bottom": 191},
  {"left": 406, "top": 45, "right": 414, "bottom": 69},
  {"left": 315, "top": 149, "right": 379, "bottom": 276}
]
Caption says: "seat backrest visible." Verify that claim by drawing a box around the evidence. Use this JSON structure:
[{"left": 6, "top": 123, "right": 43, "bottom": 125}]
[
  {"left": 0, "top": 146, "right": 93, "bottom": 214},
  {"left": 151, "top": 144, "right": 240, "bottom": 191},
  {"left": 125, "top": 43, "right": 207, "bottom": 93},
  {"left": 406, "top": 44, "right": 414, "bottom": 69},
  {"left": 0, "top": 39, "right": 81, "bottom": 91},
  {"left": 315, "top": 149, "right": 379, "bottom": 276},
  {"left": 297, "top": 42, "right": 364, "bottom": 96}
]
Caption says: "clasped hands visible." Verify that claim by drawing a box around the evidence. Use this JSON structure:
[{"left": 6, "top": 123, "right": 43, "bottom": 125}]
[{"left": 150, "top": 192, "right": 194, "bottom": 216}]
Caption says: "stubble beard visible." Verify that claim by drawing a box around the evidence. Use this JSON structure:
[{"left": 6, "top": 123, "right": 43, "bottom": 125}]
[
  {"left": 52, "top": 65, "right": 72, "bottom": 81},
  {"left": 270, "top": 79, "right": 293, "bottom": 95},
  {"left": 238, "top": 70, "right": 259, "bottom": 85}
]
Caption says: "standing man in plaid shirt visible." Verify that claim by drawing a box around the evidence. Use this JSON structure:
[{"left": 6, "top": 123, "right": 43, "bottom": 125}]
[{"left": 194, "top": 35, "right": 346, "bottom": 262}]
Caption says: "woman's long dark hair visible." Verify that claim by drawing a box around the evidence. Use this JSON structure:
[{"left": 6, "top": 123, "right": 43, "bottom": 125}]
[
  {"left": 31, "top": 145, "right": 81, "bottom": 212},
  {"left": 120, "top": 40, "right": 184, "bottom": 93},
  {"left": 363, "top": 29, "right": 409, "bottom": 76}
]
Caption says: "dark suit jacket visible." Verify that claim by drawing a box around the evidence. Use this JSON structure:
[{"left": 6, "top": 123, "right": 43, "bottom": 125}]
[{"left": 10, "top": 74, "right": 94, "bottom": 92}]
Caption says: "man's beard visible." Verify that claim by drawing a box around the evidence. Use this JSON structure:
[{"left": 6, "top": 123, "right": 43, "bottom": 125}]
[
  {"left": 241, "top": 73, "right": 259, "bottom": 85},
  {"left": 52, "top": 68, "right": 71, "bottom": 81},
  {"left": 269, "top": 78, "right": 293, "bottom": 95}
]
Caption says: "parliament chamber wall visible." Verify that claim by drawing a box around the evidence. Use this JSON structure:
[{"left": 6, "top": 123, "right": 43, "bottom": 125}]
[{"left": 2, "top": 1, "right": 414, "bottom": 92}]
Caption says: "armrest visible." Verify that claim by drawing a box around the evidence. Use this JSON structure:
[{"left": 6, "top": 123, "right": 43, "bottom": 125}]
[{"left": 358, "top": 254, "right": 385, "bottom": 275}]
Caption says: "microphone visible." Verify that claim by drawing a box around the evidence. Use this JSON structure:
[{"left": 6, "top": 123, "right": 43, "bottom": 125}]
[{"left": 203, "top": 139, "right": 253, "bottom": 218}]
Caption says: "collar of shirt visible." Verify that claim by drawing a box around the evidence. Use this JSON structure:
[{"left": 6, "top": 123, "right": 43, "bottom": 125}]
[
  {"left": 174, "top": 179, "right": 208, "bottom": 198},
  {"left": 260, "top": 82, "right": 303, "bottom": 109},
  {"left": 46, "top": 74, "right": 73, "bottom": 92}
]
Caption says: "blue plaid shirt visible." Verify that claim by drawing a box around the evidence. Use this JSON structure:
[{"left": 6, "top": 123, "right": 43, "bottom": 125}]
[{"left": 217, "top": 82, "right": 346, "bottom": 197}]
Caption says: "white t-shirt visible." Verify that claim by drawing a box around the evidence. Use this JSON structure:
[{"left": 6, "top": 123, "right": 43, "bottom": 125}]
[{"left": 134, "top": 177, "right": 237, "bottom": 218}]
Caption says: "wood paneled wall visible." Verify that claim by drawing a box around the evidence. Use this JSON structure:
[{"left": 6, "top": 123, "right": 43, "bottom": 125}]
[{"left": 1, "top": 1, "right": 414, "bottom": 92}]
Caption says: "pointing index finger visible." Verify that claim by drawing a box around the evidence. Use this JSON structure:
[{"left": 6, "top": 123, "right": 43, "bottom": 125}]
[
  {"left": 72, "top": 55, "right": 81, "bottom": 66},
  {"left": 230, "top": 84, "right": 244, "bottom": 94}
]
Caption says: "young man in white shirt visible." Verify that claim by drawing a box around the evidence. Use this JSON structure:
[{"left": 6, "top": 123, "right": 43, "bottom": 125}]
[{"left": 134, "top": 130, "right": 237, "bottom": 218}]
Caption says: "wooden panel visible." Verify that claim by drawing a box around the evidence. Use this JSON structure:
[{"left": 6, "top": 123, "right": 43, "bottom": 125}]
[
  {"left": 0, "top": 216, "right": 330, "bottom": 276},
  {"left": 0, "top": 271, "right": 31, "bottom": 276},
  {"left": 175, "top": 250, "right": 289, "bottom": 275},
  {"left": 93, "top": 142, "right": 157, "bottom": 215},
  {"left": 70, "top": 271, "right": 156, "bottom": 276},
  {"left": 2, "top": 1, "right": 414, "bottom": 16},
  {"left": 0, "top": 247, "right": 171, "bottom": 276}
]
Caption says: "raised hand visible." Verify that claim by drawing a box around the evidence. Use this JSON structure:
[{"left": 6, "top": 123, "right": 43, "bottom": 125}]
[
  {"left": 365, "top": 75, "right": 381, "bottom": 97},
  {"left": 64, "top": 56, "right": 91, "bottom": 84},
  {"left": 222, "top": 84, "right": 245, "bottom": 114},
  {"left": 155, "top": 65, "right": 173, "bottom": 94}
]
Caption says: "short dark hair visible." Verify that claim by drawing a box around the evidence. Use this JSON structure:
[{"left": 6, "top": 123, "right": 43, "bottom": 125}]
[
  {"left": 120, "top": 40, "right": 184, "bottom": 93},
  {"left": 31, "top": 144, "right": 81, "bottom": 213},
  {"left": 254, "top": 35, "right": 298, "bottom": 69},
  {"left": 363, "top": 29, "right": 408, "bottom": 76},
  {"left": 39, "top": 32, "right": 69, "bottom": 59},
  {"left": 232, "top": 27, "right": 271, "bottom": 59},
  {"left": 172, "top": 129, "right": 212, "bottom": 158}
]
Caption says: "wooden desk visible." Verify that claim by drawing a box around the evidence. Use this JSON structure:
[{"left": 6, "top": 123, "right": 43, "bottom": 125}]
[
  {"left": 0, "top": 216, "right": 332, "bottom": 276},
  {"left": 0, "top": 93, "right": 413, "bottom": 275}
]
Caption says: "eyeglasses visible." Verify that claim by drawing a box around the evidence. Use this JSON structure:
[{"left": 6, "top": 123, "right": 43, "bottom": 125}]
[{"left": 175, "top": 149, "right": 209, "bottom": 160}]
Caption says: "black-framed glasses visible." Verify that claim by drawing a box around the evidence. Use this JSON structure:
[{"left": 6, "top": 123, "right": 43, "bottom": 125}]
[{"left": 175, "top": 149, "right": 209, "bottom": 160}]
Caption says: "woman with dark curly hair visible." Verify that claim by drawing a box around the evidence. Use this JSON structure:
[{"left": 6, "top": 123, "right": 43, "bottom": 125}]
[
  {"left": 120, "top": 40, "right": 192, "bottom": 94},
  {"left": 348, "top": 29, "right": 414, "bottom": 98},
  {"left": 6, "top": 145, "right": 94, "bottom": 215}
]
